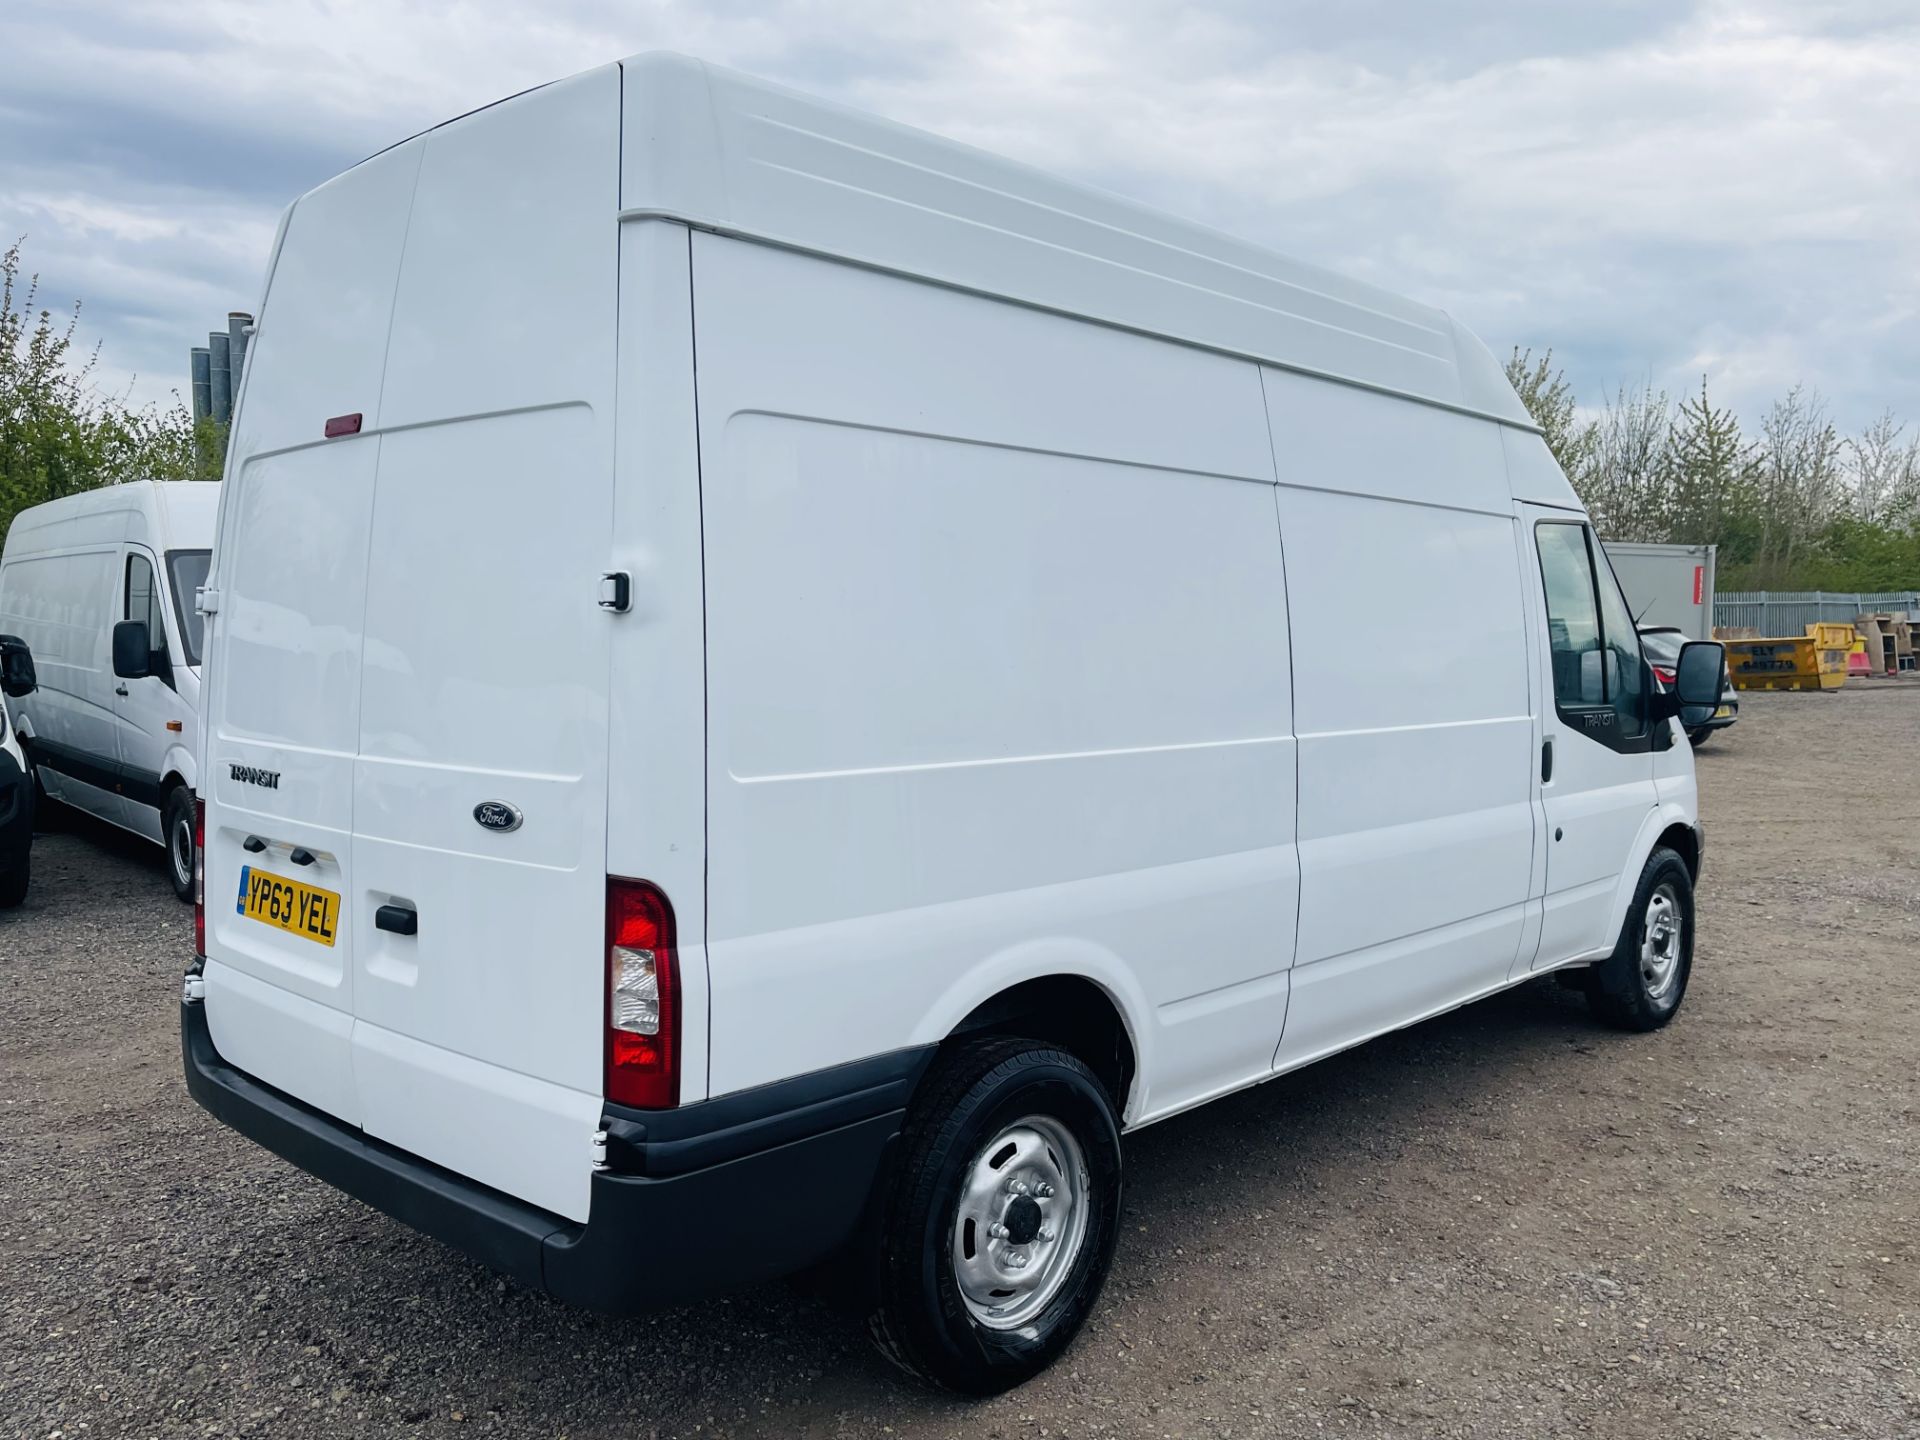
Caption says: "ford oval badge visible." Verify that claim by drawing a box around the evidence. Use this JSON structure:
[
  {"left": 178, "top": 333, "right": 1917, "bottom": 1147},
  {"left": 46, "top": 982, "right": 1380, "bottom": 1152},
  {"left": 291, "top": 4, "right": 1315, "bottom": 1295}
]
[{"left": 473, "top": 801, "right": 523, "bottom": 834}]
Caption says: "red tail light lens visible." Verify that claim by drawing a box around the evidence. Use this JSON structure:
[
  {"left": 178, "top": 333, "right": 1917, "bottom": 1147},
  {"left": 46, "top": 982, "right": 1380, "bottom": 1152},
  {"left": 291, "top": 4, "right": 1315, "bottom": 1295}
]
[
  {"left": 193, "top": 798, "right": 207, "bottom": 958},
  {"left": 605, "top": 879, "right": 678, "bottom": 1109},
  {"left": 1652, "top": 665, "right": 1677, "bottom": 687}
]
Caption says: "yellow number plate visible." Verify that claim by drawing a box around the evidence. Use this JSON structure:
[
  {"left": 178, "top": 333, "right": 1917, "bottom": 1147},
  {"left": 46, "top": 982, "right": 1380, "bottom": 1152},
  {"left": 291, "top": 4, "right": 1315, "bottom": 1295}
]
[
  {"left": 1714, "top": 704, "right": 1733, "bottom": 718},
  {"left": 236, "top": 865, "right": 339, "bottom": 947}
]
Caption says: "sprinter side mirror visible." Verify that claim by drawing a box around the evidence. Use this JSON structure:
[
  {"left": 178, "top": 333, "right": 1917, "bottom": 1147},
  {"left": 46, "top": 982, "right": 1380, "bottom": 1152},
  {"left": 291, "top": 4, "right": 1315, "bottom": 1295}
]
[
  {"left": 0, "top": 635, "right": 35, "bottom": 698},
  {"left": 112, "top": 620, "right": 152, "bottom": 680}
]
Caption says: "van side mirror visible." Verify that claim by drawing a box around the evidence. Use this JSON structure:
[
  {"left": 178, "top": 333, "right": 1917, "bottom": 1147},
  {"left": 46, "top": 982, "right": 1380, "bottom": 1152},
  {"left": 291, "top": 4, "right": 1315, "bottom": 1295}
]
[
  {"left": 0, "top": 635, "right": 36, "bottom": 698},
  {"left": 1674, "top": 640, "right": 1725, "bottom": 707},
  {"left": 112, "top": 620, "right": 153, "bottom": 680},
  {"left": 1648, "top": 640, "right": 1724, "bottom": 726}
]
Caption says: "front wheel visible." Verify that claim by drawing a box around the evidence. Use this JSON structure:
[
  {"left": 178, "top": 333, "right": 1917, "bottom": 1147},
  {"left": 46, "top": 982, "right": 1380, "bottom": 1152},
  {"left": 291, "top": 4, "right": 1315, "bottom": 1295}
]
[
  {"left": 0, "top": 855, "right": 27, "bottom": 908},
  {"left": 164, "top": 786, "right": 197, "bottom": 904},
  {"left": 867, "top": 1038, "right": 1123, "bottom": 1393},
  {"left": 1589, "top": 846, "right": 1694, "bottom": 1031}
]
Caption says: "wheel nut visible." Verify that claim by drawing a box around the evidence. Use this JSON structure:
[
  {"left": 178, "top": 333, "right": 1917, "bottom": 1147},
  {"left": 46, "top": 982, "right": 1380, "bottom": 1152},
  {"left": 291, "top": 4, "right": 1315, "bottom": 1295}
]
[
  {"left": 1035, "top": 1183, "right": 1054, "bottom": 1198},
  {"left": 1008, "top": 1179, "right": 1029, "bottom": 1196},
  {"left": 1039, "top": 1227, "right": 1055, "bottom": 1243},
  {"left": 989, "top": 1222, "right": 1010, "bottom": 1240}
]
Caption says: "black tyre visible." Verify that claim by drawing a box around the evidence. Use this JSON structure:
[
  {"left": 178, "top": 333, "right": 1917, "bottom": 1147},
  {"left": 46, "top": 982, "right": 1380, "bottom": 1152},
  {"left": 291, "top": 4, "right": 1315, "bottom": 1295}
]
[
  {"left": 867, "top": 1037, "right": 1123, "bottom": 1393},
  {"left": 1588, "top": 846, "right": 1694, "bottom": 1031},
  {"left": 1686, "top": 727, "right": 1709, "bottom": 748},
  {"left": 163, "top": 785, "right": 197, "bottom": 904},
  {"left": 0, "top": 855, "right": 27, "bottom": 908}
]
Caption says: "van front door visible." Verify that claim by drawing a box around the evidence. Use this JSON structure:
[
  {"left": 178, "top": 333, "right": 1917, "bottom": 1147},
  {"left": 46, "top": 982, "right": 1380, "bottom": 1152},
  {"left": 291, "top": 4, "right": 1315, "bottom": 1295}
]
[
  {"left": 1521, "top": 508, "right": 1659, "bottom": 966},
  {"left": 112, "top": 545, "right": 191, "bottom": 841}
]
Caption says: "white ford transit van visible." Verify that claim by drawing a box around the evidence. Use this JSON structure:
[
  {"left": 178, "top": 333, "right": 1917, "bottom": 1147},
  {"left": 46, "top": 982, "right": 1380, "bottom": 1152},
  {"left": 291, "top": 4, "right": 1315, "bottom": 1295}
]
[
  {"left": 182, "top": 54, "right": 1725, "bottom": 1392},
  {"left": 0, "top": 480, "right": 218, "bottom": 900}
]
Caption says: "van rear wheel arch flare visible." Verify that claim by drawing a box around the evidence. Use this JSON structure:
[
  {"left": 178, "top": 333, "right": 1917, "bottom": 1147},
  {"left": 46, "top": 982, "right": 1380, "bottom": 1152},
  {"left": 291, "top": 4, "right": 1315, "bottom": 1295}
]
[{"left": 942, "top": 974, "right": 1138, "bottom": 1117}]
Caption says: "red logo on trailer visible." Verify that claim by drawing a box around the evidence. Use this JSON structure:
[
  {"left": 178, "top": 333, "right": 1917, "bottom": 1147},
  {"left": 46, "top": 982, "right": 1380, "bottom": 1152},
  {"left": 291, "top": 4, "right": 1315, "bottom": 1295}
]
[{"left": 1692, "top": 566, "right": 1703, "bottom": 605}]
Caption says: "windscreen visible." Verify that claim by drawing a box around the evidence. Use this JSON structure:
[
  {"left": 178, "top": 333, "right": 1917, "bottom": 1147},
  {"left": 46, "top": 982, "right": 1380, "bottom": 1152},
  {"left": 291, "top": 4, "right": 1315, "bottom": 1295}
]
[{"left": 167, "top": 550, "right": 212, "bottom": 666}]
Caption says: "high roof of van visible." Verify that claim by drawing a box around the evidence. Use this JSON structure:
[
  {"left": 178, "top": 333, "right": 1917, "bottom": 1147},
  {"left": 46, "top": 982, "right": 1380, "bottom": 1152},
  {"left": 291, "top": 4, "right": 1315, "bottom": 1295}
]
[
  {"left": 1, "top": 480, "right": 219, "bottom": 559},
  {"left": 346, "top": 53, "right": 1534, "bottom": 432}
]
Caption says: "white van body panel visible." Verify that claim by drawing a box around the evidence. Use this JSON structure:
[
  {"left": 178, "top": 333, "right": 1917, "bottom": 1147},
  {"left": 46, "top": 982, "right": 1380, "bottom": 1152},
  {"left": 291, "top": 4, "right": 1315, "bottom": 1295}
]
[
  {"left": 194, "top": 53, "right": 1699, "bottom": 1238},
  {"left": 0, "top": 480, "right": 217, "bottom": 840},
  {"left": 689, "top": 233, "right": 1297, "bottom": 1118}
]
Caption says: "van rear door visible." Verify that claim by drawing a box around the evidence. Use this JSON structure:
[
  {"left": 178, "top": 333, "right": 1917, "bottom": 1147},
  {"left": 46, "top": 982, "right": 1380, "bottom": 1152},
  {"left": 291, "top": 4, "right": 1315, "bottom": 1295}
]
[
  {"left": 201, "top": 138, "right": 421, "bottom": 1129},
  {"left": 203, "top": 68, "right": 622, "bottom": 1222}
]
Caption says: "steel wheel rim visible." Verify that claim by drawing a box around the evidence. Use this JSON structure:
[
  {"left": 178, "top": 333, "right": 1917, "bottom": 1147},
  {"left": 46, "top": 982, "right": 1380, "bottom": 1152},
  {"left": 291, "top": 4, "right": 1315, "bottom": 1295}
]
[
  {"left": 950, "top": 1113, "right": 1090, "bottom": 1331},
  {"left": 1640, "top": 882, "right": 1683, "bottom": 1002},
  {"left": 171, "top": 811, "right": 194, "bottom": 888}
]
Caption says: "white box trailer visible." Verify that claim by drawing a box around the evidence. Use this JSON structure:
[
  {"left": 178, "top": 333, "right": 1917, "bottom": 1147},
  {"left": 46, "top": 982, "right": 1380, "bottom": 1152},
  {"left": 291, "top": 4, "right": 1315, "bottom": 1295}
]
[{"left": 1603, "top": 541, "right": 1717, "bottom": 640}]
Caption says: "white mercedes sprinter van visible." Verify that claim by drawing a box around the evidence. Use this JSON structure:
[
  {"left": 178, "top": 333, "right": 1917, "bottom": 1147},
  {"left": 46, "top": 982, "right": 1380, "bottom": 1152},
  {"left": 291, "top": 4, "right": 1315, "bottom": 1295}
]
[
  {"left": 0, "top": 636, "right": 37, "bottom": 907},
  {"left": 0, "top": 480, "right": 218, "bottom": 900},
  {"left": 182, "top": 54, "right": 1725, "bottom": 1392}
]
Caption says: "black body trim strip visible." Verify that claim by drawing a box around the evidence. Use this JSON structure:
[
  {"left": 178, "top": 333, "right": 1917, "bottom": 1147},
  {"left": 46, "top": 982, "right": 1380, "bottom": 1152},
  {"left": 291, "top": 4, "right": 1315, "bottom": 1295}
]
[
  {"left": 599, "top": 1044, "right": 935, "bottom": 1177},
  {"left": 26, "top": 736, "right": 168, "bottom": 809}
]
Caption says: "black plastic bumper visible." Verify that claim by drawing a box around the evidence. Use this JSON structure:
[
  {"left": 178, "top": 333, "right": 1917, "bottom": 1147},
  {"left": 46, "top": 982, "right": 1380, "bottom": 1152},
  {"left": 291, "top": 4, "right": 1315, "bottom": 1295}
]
[{"left": 182, "top": 997, "right": 931, "bottom": 1311}]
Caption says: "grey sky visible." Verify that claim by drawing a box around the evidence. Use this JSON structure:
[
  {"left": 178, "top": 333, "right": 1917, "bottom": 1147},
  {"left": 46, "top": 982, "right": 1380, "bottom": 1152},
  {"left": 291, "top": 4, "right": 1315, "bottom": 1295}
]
[{"left": 4, "top": 0, "right": 1915, "bottom": 435}]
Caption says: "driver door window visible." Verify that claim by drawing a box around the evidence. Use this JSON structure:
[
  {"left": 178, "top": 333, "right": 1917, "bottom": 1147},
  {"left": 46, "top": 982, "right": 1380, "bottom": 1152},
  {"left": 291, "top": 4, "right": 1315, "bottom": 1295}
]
[
  {"left": 1535, "top": 522, "right": 1649, "bottom": 750},
  {"left": 125, "top": 552, "right": 171, "bottom": 676}
]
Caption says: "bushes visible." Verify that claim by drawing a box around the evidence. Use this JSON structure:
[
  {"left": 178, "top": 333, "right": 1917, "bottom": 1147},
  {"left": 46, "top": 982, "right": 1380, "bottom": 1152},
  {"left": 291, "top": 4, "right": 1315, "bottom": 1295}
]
[{"left": 1, "top": 239, "right": 222, "bottom": 548}]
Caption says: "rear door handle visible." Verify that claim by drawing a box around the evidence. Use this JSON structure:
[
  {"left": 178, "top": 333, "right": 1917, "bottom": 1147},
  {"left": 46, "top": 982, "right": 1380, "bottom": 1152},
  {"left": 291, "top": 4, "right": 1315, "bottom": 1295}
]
[
  {"left": 376, "top": 904, "right": 418, "bottom": 936},
  {"left": 1541, "top": 737, "right": 1554, "bottom": 784},
  {"left": 115, "top": 684, "right": 129, "bottom": 697}
]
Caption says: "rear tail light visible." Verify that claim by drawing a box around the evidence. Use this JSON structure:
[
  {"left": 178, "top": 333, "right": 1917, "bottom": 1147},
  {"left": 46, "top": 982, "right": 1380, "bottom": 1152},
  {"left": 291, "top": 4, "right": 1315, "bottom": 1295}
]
[
  {"left": 1652, "top": 665, "right": 1677, "bottom": 687},
  {"left": 193, "top": 798, "right": 207, "bottom": 958},
  {"left": 605, "top": 879, "right": 678, "bottom": 1109}
]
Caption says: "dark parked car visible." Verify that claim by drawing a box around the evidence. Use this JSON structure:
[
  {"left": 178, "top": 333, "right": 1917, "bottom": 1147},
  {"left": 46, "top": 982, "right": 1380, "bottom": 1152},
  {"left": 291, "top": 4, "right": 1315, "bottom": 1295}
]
[
  {"left": 1640, "top": 626, "right": 1736, "bottom": 746},
  {"left": 0, "top": 634, "right": 37, "bottom": 907}
]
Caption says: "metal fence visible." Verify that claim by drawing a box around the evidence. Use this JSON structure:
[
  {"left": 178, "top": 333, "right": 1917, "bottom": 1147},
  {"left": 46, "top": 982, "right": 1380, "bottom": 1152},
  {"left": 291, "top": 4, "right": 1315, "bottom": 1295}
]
[{"left": 1714, "top": 591, "right": 1920, "bottom": 634}]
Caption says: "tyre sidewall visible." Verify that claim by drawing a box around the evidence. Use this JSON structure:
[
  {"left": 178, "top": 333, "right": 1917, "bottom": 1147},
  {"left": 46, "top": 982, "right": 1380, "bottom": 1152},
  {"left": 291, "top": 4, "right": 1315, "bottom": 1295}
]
[
  {"left": 164, "top": 787, "right": 196, "bottom": 903},
  {"left": 1598, "top": 848, "right": 1694, "bottom": 1027},
  {"left": 894, "top": 1055, "right": 1122, "bottom": 1392}
]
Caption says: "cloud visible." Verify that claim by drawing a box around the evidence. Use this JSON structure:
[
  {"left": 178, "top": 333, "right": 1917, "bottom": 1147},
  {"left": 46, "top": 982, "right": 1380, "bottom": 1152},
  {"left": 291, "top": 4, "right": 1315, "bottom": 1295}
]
[{"left": 2, "top": 0, "right": 1915, "bottom": 434}]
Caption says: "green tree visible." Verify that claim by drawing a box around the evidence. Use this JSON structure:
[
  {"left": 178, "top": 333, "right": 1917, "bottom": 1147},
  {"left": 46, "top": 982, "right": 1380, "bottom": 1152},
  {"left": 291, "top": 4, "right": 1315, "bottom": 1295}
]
[
  {"left": 1665, "top": 376, "right": 1760, "bottom": 564},
  {"left": 1, "top": 238, "right": 220, "bottom": 549},
  {"left": 1504, "top": 347, "right": 1597, "bottom": 485}
]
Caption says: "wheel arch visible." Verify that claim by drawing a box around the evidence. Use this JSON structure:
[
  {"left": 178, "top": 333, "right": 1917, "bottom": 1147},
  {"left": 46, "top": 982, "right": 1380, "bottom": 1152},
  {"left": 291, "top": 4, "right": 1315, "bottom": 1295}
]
[
  {"left": 160, "top": 741, "right": 197, "bottom": 796},
  {"left": 911, "top": 947, "right": 1152, "bottom": 1123},
  {"left": 1604, "top": 804, "right": 1700, "bottom": 949}
]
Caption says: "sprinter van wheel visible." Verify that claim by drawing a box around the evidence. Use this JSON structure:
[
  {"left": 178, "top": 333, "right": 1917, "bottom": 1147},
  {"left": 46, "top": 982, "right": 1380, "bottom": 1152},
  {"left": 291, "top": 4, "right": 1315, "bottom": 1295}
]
[
  {"left": 1589, "top": 847, "right": 1693, "bottom": 1031},
  {"left": 867, "top": 1037, "right": 1122, "bottom": 1393},
  {"left": 164, "top": 786, "right": 196, "bottom": 904}
]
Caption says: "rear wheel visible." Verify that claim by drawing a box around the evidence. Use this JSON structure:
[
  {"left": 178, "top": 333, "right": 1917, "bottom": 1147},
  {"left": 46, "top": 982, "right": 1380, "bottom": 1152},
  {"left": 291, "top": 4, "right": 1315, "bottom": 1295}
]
[
  {"left": 0, "top": 855, "right": 27, "bottom": 908},
  {"left": 164, "top": 786, "right": 197, "bottom": 904},
  {"left": 867, "top": 1038, "right": 1123, "bottom": 1393},
  {"left": 1589, "top": 846, "right": 1693, "bottom": 1031}
]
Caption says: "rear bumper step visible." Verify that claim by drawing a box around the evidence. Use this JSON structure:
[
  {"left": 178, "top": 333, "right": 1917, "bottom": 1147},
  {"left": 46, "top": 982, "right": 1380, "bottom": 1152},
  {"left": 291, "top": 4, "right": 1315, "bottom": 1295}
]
[{"left": 182, "top": 998, "right": 930, "bottom": 1311}]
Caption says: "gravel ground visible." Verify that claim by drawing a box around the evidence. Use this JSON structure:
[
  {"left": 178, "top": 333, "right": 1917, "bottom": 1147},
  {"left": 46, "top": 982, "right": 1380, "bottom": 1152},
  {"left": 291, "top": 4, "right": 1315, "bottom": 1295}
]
[{"left": 3, "top": 687, "right": 1916, "bottom": 1440}]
